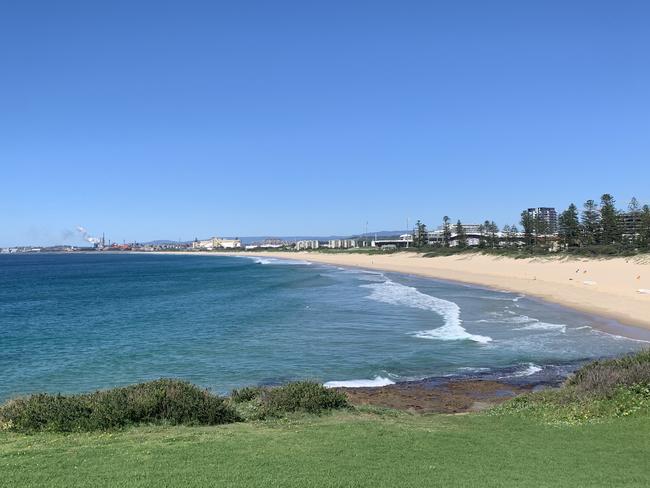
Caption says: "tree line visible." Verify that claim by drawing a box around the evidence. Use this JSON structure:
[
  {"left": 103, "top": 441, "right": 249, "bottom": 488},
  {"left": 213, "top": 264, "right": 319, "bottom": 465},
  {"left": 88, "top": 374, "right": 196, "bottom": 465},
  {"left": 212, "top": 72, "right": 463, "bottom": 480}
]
[
  {"left": 412, "top": 194, "right": 650, "bottom": 253},
  {"left": 556, "top": 194, "right": 650, "bottom": 249}
]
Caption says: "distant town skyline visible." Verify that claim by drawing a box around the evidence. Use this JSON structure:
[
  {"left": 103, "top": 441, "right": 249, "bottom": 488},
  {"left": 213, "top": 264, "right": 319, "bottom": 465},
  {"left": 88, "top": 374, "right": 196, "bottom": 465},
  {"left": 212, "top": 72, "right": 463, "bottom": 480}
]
[{"left": 2, "top": 1, "right": 649, "bottom": 247}]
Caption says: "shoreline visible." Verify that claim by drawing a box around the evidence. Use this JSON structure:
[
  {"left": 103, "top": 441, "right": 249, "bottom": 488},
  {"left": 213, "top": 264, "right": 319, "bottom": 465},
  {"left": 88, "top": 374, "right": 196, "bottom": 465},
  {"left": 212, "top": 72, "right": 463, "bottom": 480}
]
[{"left": 220, "top": 250, "right": 650, "bottom": 336}]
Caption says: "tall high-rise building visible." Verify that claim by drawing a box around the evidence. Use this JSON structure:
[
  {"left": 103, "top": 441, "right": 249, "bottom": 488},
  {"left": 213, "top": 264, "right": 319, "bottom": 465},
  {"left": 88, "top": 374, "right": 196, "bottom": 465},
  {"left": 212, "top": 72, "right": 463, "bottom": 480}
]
[{"left": 526, "top": 207, "right": 558, "bottom": 234}]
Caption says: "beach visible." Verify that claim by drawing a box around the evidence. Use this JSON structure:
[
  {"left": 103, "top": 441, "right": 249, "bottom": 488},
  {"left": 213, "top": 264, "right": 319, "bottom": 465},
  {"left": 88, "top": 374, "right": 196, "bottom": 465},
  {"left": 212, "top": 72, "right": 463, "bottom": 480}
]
[{"left": 227, "top": 251, "right": 650, "bottom": 333}]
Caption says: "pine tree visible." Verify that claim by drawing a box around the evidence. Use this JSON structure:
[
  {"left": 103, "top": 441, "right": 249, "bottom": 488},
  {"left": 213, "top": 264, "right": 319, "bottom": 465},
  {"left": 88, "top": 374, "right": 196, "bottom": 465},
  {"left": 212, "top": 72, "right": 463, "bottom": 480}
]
[
  {"left": 640, "top": 205, "right": 650, "bottom": 249},
  {"left": 489, "top": 221, "right": 499, "bottom": 248},
  {"left": 532, "top": 215, "right": 549, "bottom": 246},
  {"left": 442, "top": 216, "right": 451, "bottom": 247},
  {"left": 414, "top": 220, "right": 428, "bottom": 248},
  {"left": 600, "top": 194, "right": 621, "bottom": 245},
  {"left": 558, "top": 203, "right": 580, "bottom": 248},
  {"left": 520, "top": 211, "right": 534, "bottom": 247},
  {"left": 581, "top": 199, "right": 600, "bottom": 245},
  {"left": 455, "top": 220, "right": 467, "bottom": 248},
  {"left": 502, "top": 225, "right": 511, "bottom": 247},
  {"left": 482, "top": 220, "right": 495, "bottom": 248},
  {"left": 510, "top": 225, "right": 520, "bottom": 246},
  {"left": 627, "top": 197, "right": 642, "bottom": 245}
]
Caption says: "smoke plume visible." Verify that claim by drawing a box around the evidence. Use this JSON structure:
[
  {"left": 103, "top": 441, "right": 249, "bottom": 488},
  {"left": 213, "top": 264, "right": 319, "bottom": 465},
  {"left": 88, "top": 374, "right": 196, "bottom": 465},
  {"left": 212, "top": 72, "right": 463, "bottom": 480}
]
[{"left": 76, "top": 226, "right": 101, "bottom": 244}]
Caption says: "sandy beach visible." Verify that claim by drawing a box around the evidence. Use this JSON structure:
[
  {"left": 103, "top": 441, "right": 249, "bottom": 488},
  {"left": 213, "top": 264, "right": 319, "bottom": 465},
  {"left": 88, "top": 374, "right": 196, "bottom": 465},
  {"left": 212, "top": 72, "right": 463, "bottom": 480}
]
[{"left": 222, "top": 251, "right": 650, "bottom": 333}]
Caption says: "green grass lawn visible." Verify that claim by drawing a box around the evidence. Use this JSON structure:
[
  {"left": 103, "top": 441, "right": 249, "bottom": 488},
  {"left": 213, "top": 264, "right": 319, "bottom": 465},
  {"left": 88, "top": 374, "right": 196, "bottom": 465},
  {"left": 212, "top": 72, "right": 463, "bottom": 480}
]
[{"left": 2, "top": 410, "right": 649, "bottom": 488}]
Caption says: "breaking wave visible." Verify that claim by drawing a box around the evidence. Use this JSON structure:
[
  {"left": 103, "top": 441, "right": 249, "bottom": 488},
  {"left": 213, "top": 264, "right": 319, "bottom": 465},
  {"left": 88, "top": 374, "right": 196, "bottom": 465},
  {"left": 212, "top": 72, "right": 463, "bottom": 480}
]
[
  {"left": 510, "top": 363, "right": 543, "bottom": 377},
  {"left": 514, "top": 322, "right": 567, "bottom": 333},
  {"left": 237, "top": 256, "right": 312, "bottom": 265},
  {"left": 361, "top": 280, "right": 492, "bottom": 344},
  {"left": 323, "top": 376, "right": 396, "bottom": 388}
]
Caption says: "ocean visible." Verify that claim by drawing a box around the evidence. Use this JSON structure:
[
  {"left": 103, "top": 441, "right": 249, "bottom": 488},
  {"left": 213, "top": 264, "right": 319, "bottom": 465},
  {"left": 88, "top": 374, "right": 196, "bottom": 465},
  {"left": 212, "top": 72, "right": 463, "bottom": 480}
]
[{"left": 0, "top": 253, "right": 646, "bottom": 401}]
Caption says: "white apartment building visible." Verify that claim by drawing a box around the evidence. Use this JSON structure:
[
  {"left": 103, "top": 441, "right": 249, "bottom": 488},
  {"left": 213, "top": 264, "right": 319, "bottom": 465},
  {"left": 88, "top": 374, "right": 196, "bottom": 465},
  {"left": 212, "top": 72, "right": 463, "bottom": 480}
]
[
  {"left": 295, "top": 240, "right": 320, "bottom": 250},
  {"left": 192, "top": 237, "right": 242, "bottom": 250},
  {"left": 328, "top": 239, "right": 357, "bottom": 249}
]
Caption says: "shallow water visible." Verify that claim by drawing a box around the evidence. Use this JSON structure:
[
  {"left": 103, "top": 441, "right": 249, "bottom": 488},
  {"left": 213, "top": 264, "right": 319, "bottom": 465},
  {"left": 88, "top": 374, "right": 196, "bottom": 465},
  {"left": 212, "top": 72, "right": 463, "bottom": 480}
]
[{"left": 0, "top": 253, "right": 646, "bottom": 400}]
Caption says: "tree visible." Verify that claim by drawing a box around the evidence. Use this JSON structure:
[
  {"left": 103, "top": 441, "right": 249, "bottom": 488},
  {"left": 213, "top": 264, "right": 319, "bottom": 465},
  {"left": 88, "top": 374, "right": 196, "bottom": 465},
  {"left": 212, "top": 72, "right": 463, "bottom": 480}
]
[
  {"left": 558, "top": 203, "right": 580, "bottom": 248},
  {"left": 600, "top": 194, "right": 621, "bottom": 245},
  {"left": 502, "top": 225, "right": 511, "bottom": 246},
  {"left": 520, "top": 211, "right": 534, "bottom": 247},
  {"left": 482, "top": 220, "right": 492, "bottom": 248},
  {"left": 414, "top": 220, "right": 428, "bottom": 248},
  {"left": 627, "top": 197, "right": 642, "bottom": 245},
  {"left": 640, "top": 205, "right": 650, "bottom": 249},
  {"left": 532, "top": 215, "right": 549, "bottom": 246},
  {"left": 628, "top": 197, "right": 640, "bottom": 214},
  {"left": 455, "top": 220, "right": 467, "bottom": 248},
  {"left": 509, "top": 225, "right": 520, "bottom": 246},
  {"left": 581, "top": 199, "right": 600, "bottom": 245},
  {"left": 442, "top": 216, "right": 451, "bottom": 247},
  {"left": 504, "top": 224, "right": 519, "bottom": 246},
  {"left": 488, "top": 221, "right": 499, "bottom": 248}
]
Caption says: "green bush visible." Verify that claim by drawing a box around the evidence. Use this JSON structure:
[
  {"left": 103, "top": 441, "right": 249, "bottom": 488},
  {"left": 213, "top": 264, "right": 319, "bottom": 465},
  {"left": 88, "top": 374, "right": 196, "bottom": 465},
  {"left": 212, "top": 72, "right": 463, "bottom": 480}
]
[
  {"left": 230, "top": 386, "right": 267, "bottom": 403},
  {"left": 567, "top": 349, "right": 650, "bottom": 397},
  {"left": 0, "top": 379, "right": 239, "bottom": 433},
  {"left": 229, "top": 381, "right": 349, "bottom": 419},
  {"left": 490, "top": 350, "right": 650, "bottom": 425},
  {"left": 261, "top": 381, "right": 349, "bottom": 417}
]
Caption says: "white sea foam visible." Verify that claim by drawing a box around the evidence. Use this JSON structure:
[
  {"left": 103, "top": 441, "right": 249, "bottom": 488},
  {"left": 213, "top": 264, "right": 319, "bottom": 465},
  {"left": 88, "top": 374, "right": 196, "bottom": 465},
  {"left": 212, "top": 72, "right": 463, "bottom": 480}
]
[
  {"left": 480, "top": 294, "right": 525, "bottom": 302},
  {"left": 361, "top": 280, "right": 492, "bottom": 344},
  {"left": 239, "top": 256, "right": 312, "bottom": 266},
  {"left": 457, "top": 367, "right": 491, "bottom": 373},
  {"left": 515, "top": 322, "right": 567, "bottom": 333},
  {"left": 476, "top": 314, "right": 536, "bottom": 325},
  {"left": 508, "top": 363, "right": 543, "bottom": 377},
  {"left": 323, "top": 376, "right": 396, "bottom": 388}
]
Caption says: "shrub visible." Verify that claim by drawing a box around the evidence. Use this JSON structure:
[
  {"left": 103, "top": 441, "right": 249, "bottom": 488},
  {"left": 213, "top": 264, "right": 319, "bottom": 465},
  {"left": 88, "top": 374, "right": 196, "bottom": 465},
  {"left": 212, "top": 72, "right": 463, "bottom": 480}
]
[
  {"left": 230, "top": 386, "right": 267, "bottom": 403},
  {"left": 260, "top": 381, "right": 349, "bottom": 417},
  {"left": 567, "top": 349, "right": 650, "bottom": 398},
  {"left": 490, "top": 349, "right": 650, "bottom": 425},
  {"left": 0, "top": 379, "right": 239, "bottom": 433}
]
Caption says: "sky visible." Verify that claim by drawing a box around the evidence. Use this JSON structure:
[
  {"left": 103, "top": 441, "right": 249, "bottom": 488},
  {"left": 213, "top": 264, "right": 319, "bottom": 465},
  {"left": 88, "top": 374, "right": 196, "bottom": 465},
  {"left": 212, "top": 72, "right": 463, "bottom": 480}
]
[{"left": 1, "top": 1, "right": 649, "bottom": 246}]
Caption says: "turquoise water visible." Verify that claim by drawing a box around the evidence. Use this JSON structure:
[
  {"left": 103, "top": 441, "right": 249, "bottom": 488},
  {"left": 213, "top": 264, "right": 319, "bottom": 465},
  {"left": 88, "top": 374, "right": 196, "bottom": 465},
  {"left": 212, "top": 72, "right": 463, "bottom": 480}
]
[{"left": 0, "top": 253, "right": 646, "bottom": 400}]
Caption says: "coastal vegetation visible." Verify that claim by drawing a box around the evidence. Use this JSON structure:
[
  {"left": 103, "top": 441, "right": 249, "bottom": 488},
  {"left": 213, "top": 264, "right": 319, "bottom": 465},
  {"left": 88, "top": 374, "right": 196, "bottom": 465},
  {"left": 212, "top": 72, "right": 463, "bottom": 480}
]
[
  {"left": 0, "top": 379, "right": 239, "bottom": 433},
  {"left": 0, "top": 380, "right": 348, "bottom": 433},
  {"left": 230, "top": 381, "right": 349, "bottom": 420},
  {"left": 1, "top": 351, "right": 649, "bottom": 487},
  {"left": 490, "top": 350, "right": 650, "bottom": 425},
  {"left": 246, "top": 193, "right": 650, "bottom": 259},
  {"left": 415, "top": 193, "right": 650, "bottom": 257}
]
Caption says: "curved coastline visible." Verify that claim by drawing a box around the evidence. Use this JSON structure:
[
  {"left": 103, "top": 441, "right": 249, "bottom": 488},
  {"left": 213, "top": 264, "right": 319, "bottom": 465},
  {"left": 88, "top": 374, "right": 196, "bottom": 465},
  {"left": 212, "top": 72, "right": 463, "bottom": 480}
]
[{"left": 220, "top": 250, "right": 650, "bottom": 339}]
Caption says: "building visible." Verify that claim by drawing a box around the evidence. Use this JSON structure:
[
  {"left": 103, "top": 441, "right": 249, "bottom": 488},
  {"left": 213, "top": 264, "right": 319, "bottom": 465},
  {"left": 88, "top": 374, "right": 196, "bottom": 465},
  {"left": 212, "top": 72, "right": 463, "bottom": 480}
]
[
  {"left": 192, "top": 237, "right": 241, "bottom": 250},
  {"left": 618, "top": 212, "right": 642, "bottom": 238},
  {"left": 525, "top": 207, "right": 558, "bottom": 234},
  {"left": 427, "top": 224, "right": 483, "bottom": 247},
  {"left": 427, "top": 224, "right": 526, "bottom": 248},
  {"left": 371, "top": 234, "right": 413, "bottom": 248},
  {"left": 245, "top": 239, "right": 287, "bottom": 250},
  {"left": 328, "top": 239, "right": 357, "bottom": 249},
  {"left": 295, "top": 240, "right": 319, "bottom": 250}
]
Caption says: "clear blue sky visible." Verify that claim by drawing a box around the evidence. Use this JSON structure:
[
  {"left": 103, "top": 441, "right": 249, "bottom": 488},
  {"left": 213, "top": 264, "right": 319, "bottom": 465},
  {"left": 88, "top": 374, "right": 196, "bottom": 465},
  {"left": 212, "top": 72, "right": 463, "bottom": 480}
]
[{"left": 1, "top": 1, "right": 649, "bottom": 246}]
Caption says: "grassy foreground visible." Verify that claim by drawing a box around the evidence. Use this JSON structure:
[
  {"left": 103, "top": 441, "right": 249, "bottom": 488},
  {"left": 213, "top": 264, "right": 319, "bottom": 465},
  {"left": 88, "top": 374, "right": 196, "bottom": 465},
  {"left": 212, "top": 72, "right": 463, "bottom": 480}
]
[
  {"left": 2, "top": 351, "right": 649, "bottom": 487},
  {"left": 2, "top": 409, "right": 650, "bottom": 488}
]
